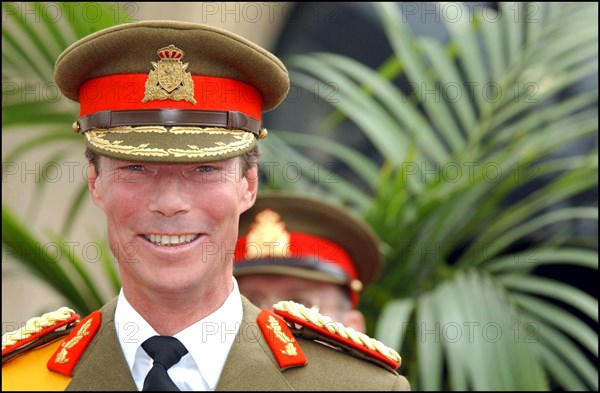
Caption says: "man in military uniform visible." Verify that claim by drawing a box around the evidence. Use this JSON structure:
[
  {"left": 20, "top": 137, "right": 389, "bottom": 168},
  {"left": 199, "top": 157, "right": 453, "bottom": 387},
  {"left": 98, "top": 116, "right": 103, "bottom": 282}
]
[
  {"left": 2, "top": 21, "right": 410, "bottom": 391},
  {"left": 234, "top": 192, "right": 383, "bottom": 333}
]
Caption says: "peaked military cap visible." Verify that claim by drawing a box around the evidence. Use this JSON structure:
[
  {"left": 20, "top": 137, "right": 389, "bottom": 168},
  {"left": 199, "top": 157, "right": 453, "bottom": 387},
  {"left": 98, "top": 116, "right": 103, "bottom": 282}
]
[
  {"left": 234, "top": 192, "right": 384, "bottom": 306},
  {"left": 54, "top": 20, "right": 289, "bottom": 162}
]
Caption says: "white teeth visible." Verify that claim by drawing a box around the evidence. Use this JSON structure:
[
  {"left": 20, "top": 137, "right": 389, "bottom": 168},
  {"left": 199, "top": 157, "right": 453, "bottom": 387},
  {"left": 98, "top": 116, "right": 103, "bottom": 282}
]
[{"left": 144, "top": 234, "right": 198, "bottom": 246}]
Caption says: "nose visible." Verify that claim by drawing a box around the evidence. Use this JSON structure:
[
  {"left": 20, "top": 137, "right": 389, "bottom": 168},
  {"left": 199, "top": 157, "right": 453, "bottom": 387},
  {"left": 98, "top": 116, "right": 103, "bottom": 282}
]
[{"left": 148, "top": 174, "right": 190, "bottom": 217}]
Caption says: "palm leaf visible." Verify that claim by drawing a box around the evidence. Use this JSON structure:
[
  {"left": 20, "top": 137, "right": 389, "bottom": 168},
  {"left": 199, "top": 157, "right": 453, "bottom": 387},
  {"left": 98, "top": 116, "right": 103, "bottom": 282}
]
[
  {"left": 280, "top": 2, "right": 598, "bottom": 390},
  {"left": 2, "top": 204, "right": 94, "bottom": 315},
  {"left": 2, "top": 2, "right": 135, "bottom": 315}
]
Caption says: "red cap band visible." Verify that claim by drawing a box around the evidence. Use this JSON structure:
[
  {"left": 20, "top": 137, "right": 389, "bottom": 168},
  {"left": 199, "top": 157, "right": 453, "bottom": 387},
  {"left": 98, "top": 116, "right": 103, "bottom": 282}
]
[
  {"left": 234, "top": 231, "right": 358, "bottom": 284},
  {"left": 79, "top": 74, "right": 263, "bottom": 120}
]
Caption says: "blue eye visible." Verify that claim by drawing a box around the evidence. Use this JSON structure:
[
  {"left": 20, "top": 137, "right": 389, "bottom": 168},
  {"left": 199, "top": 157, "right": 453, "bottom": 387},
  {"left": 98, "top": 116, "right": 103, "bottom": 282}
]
[
  {"left": 196, "top": 166, "right": 214, "bottom": 173},
  {"left": 127, "top": 165, "right": 144, "bottom": 172}
]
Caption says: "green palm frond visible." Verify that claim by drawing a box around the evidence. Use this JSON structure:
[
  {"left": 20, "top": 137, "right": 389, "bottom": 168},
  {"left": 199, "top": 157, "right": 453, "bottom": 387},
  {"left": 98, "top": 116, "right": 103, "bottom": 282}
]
[
  {"left": 2, "top": 2, "right": 134, "bottom": 314},
  {"left": 279, "top": 2, "right": 598, "bottom": 390},
  {"left": 3, "top": 2, "right": 136, "bottom": 229}
]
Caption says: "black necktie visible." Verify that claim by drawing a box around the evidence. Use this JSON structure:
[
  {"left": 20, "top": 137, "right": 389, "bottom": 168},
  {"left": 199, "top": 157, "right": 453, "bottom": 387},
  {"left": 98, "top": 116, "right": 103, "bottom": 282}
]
[{"left": 141, "top": 335, "right": 189, "bottom": 391}]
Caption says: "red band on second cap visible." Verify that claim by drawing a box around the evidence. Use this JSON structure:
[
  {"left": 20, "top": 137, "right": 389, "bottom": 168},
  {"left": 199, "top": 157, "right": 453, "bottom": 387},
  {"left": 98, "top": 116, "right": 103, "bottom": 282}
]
[
  {"left": 78, "top": 74, "right": 263, "bottom": 120},
  {"left": 234, "top": 231, "right": 358, "bottom": 282}
]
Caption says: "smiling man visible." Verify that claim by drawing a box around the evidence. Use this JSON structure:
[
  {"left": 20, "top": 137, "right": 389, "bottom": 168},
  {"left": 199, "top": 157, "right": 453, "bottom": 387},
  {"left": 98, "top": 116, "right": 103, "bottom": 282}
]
[{"left": 2, "top": 21, "right": 409, "bottom": 391}]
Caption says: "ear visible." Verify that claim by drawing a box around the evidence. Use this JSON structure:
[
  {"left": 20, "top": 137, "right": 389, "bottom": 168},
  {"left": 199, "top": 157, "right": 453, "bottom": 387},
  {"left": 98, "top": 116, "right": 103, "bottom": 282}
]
[
  {"left": 87, "top": 161, "right": 105, "bottom": 211},
  {"left": 240, "top": 164, "right": 258, "bottom": 213},
  {"left": 343, "top": 310, "right": 366, "bottom": 333}
]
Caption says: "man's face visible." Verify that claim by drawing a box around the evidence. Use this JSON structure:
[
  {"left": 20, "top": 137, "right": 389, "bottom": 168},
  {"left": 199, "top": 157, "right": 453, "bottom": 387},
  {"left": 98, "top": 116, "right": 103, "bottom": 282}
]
[
  {"left": 236, "top": 274, "right": 365, "bottom": 332},
  {"left": 89, "top": 156, "right": 257, "bottom": 296}
]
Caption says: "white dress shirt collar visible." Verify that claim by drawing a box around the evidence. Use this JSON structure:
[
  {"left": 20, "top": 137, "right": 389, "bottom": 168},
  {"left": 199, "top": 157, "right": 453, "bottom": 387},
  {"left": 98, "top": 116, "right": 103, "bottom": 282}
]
[{"left": 114, "top": 279, "right": 243, "bottom": 391}]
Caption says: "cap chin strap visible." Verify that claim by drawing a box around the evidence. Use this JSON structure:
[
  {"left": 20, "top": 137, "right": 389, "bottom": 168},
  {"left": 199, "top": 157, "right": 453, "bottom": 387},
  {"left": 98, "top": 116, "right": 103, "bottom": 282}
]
[
  {"left": 233, "top": 257, "right": 350, "bottom": 283},
  {"left": 76, "top": 109, "right": 261, "bottom": 135}
]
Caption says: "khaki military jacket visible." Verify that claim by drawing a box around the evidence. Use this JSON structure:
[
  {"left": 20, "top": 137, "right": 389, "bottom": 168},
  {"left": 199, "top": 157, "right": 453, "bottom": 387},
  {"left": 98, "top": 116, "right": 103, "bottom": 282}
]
[{"left": 3, "top": 296, "right": 410, "bottom": 391}]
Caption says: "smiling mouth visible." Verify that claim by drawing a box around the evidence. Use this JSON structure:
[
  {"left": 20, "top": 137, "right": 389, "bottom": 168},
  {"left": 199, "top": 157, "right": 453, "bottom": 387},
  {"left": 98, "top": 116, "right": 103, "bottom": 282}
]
[{"left": 143, "top": 234, "right": 199, "bottom": 246}]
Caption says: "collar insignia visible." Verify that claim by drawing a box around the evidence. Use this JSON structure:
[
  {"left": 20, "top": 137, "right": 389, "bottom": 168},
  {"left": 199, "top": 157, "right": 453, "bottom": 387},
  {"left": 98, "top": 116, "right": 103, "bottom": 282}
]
[
  {"left": 47, "top": 310, "right": 101, "bottom": 376},
  {"left": 257, "top": 309, "right": 307, "bottom": 369}
]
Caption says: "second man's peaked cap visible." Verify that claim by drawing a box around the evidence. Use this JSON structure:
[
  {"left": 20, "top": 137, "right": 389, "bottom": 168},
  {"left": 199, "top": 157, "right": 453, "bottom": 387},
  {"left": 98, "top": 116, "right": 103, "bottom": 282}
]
[{"left": 234, "top": 193, "right": 384, "bottom": 306}]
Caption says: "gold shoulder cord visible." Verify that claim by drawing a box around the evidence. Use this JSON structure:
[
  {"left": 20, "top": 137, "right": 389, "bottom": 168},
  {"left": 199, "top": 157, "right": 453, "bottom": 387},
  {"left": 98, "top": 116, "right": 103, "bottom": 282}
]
[
  {"left": 2, "top": 307, "right": 77, "bottom": 351},
  {"left": 273, "top": 301, "right": 401, "bottom": 366}
]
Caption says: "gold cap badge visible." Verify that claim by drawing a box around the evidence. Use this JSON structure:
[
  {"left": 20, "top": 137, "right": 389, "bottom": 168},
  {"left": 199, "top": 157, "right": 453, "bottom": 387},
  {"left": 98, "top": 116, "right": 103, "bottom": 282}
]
[
  {"left": 142, "top": 45, "right": 197, "bottom": 104},
  {"left": 245, "top": 209, "right": 291, "bottom": 259}
]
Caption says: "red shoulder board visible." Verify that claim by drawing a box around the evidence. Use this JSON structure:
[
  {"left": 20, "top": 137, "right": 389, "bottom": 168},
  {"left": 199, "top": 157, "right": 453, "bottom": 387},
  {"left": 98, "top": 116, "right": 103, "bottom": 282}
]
[
  {"left": 2, "top": 307, "right": 80, "bottom": 363},
  {"left": 257, "top": 309, "right": 307, "bottom": 369},
  {"left": 47, "top": 310, "right": 101, "bottom": 376},
  {"left": 273, "top": 301, "right": 402, "bottom": 370}
]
